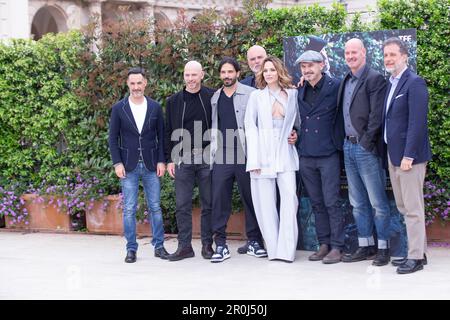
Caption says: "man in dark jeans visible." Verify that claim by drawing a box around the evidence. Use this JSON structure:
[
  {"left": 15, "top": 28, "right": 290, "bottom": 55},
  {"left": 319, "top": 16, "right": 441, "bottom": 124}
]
[
  {"left": 165, "top": 61, "right": 216, "bottom": 260},
  {"left": 209, "top": 57, "right": 267, "bottom": 263},
  {"left": 109, "top": 67, "right": 168, "bottom": 263},
  {"left": 296, "top": 50, "right": 345, "bottom": 264}
]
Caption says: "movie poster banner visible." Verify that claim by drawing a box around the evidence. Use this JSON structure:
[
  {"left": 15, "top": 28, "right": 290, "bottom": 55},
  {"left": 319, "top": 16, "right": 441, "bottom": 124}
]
[{"left": 283, "top": 28, "right": 417, "bottom": 85}]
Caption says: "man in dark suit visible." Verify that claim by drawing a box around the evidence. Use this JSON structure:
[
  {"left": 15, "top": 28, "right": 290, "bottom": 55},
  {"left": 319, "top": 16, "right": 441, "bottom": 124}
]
[
  {"left": 338, "top": 39, "right": 391, "bottom": 266},
  {"left": 382, "top": 37, "right": 432, "bottom": 274},
  {"left": 296, "top": 50, "right": 345, "bottom": 264},
  {"left": 109, "top": 67, "right": 168, "bottom": 263},
  {"left": 241, "top": 45, "right": 267, "bottom": 88}
]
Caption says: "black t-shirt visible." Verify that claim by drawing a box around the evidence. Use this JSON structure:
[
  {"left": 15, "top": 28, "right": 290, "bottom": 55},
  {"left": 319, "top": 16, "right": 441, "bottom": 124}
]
[
  {"left": 217, "top": 90, "right": 239, "bottom": 150},
  {"left": 183, "top": 89, "right": 209, "bottom": 148}
]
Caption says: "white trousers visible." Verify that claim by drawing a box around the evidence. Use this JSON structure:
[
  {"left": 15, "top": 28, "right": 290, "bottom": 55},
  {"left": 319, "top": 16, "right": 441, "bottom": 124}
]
[{"left": 250, "top": 171, "right": 298, "bottom": 261}]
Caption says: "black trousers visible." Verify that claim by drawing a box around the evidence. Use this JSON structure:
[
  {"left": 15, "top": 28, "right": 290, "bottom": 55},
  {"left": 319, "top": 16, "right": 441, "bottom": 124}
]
[
  {"left": 211, "top": 163, "right": 262, "bottom": 246},
  {"left": 299, "top": 152, "right": 345, "bottom": 249},
  {"left": 175, "top": 162, "right": 213, "bottom": 247}
]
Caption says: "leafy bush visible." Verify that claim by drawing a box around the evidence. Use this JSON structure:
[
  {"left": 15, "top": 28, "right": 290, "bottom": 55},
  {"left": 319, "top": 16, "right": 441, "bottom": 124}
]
[{"left": 0, "top": 0, "right": 448, "bottom": 229}]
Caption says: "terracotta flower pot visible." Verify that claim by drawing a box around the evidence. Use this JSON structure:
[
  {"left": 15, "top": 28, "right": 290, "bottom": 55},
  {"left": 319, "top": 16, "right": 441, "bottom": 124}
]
[
  {"left": 426, "top": 219, "right": 450, "bottom": 243},
  {"left": 136, "top": 221, "right": 152, "bottom": 237},
  {"left": 85, "top": 195, "right": 152, "bottom": 237},
  {"left": 85, "top": 195, "right": 123, "bottom": 235},
  {"left": 192, "top": 207, "right": 246, "bottom": 240},
  {"left": 5, "top": 194, "right": 71, "bottom": 232}
]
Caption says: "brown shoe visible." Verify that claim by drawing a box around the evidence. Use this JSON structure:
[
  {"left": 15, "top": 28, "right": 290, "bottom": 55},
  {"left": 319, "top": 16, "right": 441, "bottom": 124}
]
[
  {"left": 322, "top": 249, "right": 342, "bottom": 264},
  {"left": 308, "top": 244, "right": 329, "bottom": 261}
]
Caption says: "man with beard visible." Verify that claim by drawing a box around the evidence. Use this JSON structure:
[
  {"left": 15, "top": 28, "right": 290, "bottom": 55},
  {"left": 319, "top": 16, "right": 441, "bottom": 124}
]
[
  {"left": 382, "top": 37, "right": 431, "bottom": 274},
  {"left": 296, "top": 50, "right": 345, "bottom": 264},
  {"left": 241, "top": 45, "right": 267, "bottom": 88},
  {"left": 209, "top": 57, "right": 267, "bottom": 263},
  {"left": 109, "top": 67, "right": 168, "bottom": 263}
]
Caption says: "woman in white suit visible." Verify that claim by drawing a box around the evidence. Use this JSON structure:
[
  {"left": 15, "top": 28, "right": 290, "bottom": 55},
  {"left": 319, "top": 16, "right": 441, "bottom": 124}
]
[{"left": 244, "top": 56, "right": 300, "bottom": 262}]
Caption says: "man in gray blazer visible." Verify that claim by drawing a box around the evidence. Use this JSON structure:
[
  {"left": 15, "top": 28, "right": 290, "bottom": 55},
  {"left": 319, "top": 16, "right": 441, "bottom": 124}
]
[{"left": 209, "top": 57, "right": 267, "bottom": 263}]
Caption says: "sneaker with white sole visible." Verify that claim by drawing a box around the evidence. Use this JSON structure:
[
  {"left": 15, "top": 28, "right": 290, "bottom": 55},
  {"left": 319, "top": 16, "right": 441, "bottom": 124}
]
[
  {"left": 247, "top": 241, "right": 268, "bottom": 258},
  {"left": 211, "top": 245, "right": 230, "bottom": 263}
]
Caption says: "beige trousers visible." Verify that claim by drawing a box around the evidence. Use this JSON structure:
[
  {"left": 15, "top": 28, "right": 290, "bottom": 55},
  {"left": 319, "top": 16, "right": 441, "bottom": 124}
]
[{"left": 388, "top": 156, "right": 428, "bottom": 259}]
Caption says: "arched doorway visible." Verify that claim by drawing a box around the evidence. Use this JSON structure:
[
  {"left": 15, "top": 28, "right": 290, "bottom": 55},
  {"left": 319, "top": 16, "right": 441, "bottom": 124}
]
[
  {"left": 154, "top": 11, "right": 173, "bottom": 30},
  {"left": 31, "top": 5, "right": 68, "bottom": 40}
]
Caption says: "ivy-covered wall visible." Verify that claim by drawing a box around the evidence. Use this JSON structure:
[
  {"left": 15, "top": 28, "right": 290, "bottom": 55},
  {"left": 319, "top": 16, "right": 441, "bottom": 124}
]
[{"left": 0, "top": 0, "right": 448, "bottom": 229}]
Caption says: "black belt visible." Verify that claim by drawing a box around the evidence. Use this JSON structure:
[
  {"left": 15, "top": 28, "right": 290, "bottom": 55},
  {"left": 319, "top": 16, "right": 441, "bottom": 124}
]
[{"left": 346, "top": 136, "right": 359, "bottom": 144}]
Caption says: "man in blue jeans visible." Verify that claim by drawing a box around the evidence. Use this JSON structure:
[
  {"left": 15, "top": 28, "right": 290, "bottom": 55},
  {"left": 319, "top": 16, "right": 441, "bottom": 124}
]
[
  {"left": 109, "top": 67, "right": 169, "bottom": 263},
  {"left": 337, "top": 39, "right": 391, "bottom": 266}
]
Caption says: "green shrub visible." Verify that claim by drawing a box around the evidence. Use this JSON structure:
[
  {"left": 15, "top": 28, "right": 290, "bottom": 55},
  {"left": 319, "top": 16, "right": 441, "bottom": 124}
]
[{"left": 0, "top": 0, "right": 448, "bottom": 229}]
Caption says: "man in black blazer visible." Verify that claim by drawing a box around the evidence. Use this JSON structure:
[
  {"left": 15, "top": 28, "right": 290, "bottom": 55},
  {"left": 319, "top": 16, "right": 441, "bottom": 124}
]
[
  {"left": 382, "top": 37, "right": 432, "bottom": 274},
  {"left": 109, "top": 67, "right": 168, "bottom": 263},
  {"left": 296, "top": 50, "right": 345, "bottom": 264},
  {"left": 338, "top": 39, "right": 391, "bottom": 266}
]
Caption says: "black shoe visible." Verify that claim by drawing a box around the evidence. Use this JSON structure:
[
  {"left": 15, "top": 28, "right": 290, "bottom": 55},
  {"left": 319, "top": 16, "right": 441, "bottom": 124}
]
[
  {"left": 342, "top": 246, "right": 377, "bottom": 263},
  {"left": 155, "top": 247, "right": 170, "bottom": 260},
  {"left": 237, "top": 241, "right": 249, "bottom": 254},
  {"left": 397, "top": 259, "right": 424, "bottom": 274},
  {"left": 201, "top": 244, "right": 214, "bottom": 260},
  {"left": 168, "top": 245, "right": 195, "bottom": 261},
  {"left": 372, "top": 249, "right": 390, "bottom": 266},
  {"left": 391, "top": 258, "right": 407, "bottom": 267},
  {"left": 125, "top": 250, "right": 136, "bottom": 263},
  {"left": 392, "top": 254, "right": 428, "bottom": 267}
]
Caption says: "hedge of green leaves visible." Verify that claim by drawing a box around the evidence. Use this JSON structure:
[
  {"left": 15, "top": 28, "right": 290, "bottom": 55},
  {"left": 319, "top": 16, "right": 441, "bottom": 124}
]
[
  {"left": 378, "top": 0, "right": 450, "bottom": 183},
  {"left": 0, "top": 0, "right": 448, "bottom": 230}
]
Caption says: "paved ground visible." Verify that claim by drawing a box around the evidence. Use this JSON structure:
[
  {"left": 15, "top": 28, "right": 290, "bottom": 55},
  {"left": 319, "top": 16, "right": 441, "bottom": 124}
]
[{"left": 0, "top": 231, "right": 449, "bottom": 300}]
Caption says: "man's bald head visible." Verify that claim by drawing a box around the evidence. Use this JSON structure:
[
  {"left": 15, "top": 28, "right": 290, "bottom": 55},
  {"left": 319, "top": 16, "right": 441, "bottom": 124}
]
[
  {"left": 184, "top": 60, "right": 204, "bottom": 93},
  {"left": 184, "top": 60, "right": 203, "bottom": 73},
  {"left": 247, "top": 45, "right": 267, "bottom": 74},
  {"left": 344, "top": 38, "right": 367, "bottom": 73}
]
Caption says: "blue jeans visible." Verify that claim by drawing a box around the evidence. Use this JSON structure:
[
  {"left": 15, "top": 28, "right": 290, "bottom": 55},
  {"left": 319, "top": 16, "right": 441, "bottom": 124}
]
[
  {"left": 121, "top": 162, "right": 164, "bottom": 252},
  {"left": 343, "top": 140, "right": 390, "bottom": 249}
]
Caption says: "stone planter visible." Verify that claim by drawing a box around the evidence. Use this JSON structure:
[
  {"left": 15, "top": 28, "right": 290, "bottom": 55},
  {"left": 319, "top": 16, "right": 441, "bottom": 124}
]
[
  {"left": 426, "top": 219, "right": 450, "bottom": 243},
  {"left": 192, "top": 207, "right": 246, "bottom": 240},
  {"left": 5, "top": 194, "right": 71, "bottom": 232}
]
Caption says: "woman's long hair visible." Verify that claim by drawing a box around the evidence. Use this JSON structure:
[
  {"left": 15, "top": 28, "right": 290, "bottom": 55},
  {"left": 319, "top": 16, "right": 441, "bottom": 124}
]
[{"left": 255, "top": 56, "right": 294, "bottom": 90}]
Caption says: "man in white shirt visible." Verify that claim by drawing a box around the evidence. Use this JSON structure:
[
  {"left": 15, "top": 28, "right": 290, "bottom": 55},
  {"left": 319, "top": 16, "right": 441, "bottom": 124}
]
[{"left": 109, "top": 67, "right": 168, "bottom": 263}]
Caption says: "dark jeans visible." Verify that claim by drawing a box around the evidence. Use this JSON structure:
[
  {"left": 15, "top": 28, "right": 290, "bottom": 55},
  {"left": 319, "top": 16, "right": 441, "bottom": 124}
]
[
  {"left": 175, "top": 162, "right": 213, "bottom": 247},
  {"left": 299, "top": 152, "right": 345, "bottom": 250},
  {"left": 211, "top": 163, "right": 262, "bottom": 246}
]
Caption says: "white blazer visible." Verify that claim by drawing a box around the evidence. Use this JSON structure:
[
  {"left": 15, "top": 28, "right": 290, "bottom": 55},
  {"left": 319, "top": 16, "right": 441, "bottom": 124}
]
[{"left": 244, "top": 87, "right": 300, "bottom": 179}]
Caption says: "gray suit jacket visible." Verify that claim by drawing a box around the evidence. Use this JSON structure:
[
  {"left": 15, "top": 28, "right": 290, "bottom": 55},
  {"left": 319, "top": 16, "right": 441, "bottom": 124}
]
[{"left": 210, "top": 82, "right": 255, "bottom": 165}]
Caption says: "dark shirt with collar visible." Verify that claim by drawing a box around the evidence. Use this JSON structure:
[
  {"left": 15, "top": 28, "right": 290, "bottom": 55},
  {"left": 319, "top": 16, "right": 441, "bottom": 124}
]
[
  {"left": 304, "top": 74, "right": 325, "bottom": 107},
  {"left": 342, "top": 65, "right": 365, "bottom": 137},
  {"left": 297, "top": 74, "right": 342, "bottom": 157}
]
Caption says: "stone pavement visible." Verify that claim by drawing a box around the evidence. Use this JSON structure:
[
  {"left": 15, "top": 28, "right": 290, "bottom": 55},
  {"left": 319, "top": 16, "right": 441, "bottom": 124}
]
[{"left": 0, "top": 231, "right": 449, "bottom": 300}]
